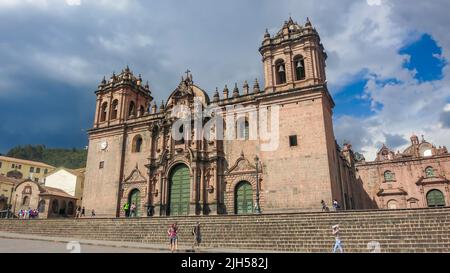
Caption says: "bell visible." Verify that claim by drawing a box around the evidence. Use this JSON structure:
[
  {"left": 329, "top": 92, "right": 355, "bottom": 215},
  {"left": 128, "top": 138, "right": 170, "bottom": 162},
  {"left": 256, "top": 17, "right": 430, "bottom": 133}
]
[
  {"left": 278, "top": 65, "right": 285, "bottom": 73},
  {"left": 297, "top": 60, "right": 304, "bottom": 69}
]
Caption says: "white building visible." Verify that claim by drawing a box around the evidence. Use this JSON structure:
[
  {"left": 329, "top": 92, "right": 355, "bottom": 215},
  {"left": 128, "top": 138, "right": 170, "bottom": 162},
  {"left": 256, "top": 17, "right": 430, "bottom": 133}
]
[{"left": 44, "top": 168, "right": 85, "bottom": 206}]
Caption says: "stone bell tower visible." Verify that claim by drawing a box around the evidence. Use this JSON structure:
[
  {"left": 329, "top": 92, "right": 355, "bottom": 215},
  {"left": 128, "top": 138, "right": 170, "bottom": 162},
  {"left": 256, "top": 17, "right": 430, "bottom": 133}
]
[
  {"left": 93, "top": 66, "right": 153, "bottom": 128},
  {"left": 259, "top": 17, "right": 327, "bottom": 93}
]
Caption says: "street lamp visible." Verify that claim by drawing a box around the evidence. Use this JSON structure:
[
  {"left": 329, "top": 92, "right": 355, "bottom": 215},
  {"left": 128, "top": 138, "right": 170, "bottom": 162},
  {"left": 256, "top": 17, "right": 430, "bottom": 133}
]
[{"left": 254, "top": 155, "right": 261, "bottom": 214}]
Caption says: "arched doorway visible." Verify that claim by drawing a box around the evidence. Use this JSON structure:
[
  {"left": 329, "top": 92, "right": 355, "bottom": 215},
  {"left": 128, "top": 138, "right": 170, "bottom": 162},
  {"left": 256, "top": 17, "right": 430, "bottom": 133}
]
[
  {"left": 427, "top": 190, "right": 446, "bottom": 207},
  {"left": 235, "top": 181, "right": 253, "bottom": 214},
  {"left": 128, "top": 189, "right": 141, "bottom": 217},
  {"left": 59, "top": 200, "right": 66, "bottom": 216},
  {"left": 168, "top": 164, "right": 190, "bottom": 216},
  {"left": 67, "top": 201, "right": 74, "bottom": 216}
]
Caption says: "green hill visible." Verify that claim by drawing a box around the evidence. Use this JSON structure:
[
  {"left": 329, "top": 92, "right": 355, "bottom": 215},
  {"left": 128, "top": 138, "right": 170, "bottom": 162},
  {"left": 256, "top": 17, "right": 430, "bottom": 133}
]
[{"left": 6, "top": 145, "right": 87, "bottom": 169}]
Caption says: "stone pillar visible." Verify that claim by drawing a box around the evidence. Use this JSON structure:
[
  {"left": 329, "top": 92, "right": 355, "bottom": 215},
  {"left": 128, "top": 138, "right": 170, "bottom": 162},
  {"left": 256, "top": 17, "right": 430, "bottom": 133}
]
[
  {"left": 199, "top": 166, "right": 205, "bottom": 214},
  {"left": 208, "top": 166, "right": 218, "bottom": 215},
  {"left": 190, "top": 166, "right": 197, "bottom": 215}
]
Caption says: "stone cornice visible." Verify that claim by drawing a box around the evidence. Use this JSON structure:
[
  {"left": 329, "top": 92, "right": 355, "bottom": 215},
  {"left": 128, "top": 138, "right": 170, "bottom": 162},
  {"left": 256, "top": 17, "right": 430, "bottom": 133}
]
[{"left": 356, "top": 154, "right": 450, "bottom": 168}]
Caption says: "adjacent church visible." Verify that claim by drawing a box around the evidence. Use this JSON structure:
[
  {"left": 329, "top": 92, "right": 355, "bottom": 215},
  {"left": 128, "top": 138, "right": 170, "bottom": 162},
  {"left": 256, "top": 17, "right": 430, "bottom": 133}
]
[{"left": 82, "top": 17, "right": 450, "bottom": 218}]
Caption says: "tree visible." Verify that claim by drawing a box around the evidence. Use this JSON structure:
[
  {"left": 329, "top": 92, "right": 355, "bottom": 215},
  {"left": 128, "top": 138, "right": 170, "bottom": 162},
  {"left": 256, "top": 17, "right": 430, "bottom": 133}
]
[{"left": 6, "top": 145, "right": 87, "bottom": 169}]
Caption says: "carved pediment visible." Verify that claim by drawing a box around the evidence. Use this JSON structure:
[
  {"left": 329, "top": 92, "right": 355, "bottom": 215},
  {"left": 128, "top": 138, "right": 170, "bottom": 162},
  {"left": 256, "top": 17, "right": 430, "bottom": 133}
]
[
  {"left": 377, "top": 188, "right": 407, "bottom": 197},
  {"left": 124, "top": 165, "right": 147, "bottom": 183},
  {"left": 416, "top": 175, "right": 449, "bottom": 186},
  {"left": 226, "top": 153, "right": 261, "bottom": 175}
]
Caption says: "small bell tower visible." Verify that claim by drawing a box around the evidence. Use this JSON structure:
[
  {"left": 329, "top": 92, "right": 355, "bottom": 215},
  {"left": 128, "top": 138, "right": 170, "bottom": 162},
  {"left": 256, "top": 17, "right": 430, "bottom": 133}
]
[
  {"left": 259, "top": 17, "right": 327, "bottom": 93},
  {"left": 93, "top": 66, "right": 153, "bottom": 128}
]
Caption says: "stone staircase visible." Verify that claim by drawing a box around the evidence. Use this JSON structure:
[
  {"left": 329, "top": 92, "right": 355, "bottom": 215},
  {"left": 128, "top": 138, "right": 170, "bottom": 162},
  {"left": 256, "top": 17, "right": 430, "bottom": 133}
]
[{"left": 1, "top": 207, "right": 450, "bottom": 253}]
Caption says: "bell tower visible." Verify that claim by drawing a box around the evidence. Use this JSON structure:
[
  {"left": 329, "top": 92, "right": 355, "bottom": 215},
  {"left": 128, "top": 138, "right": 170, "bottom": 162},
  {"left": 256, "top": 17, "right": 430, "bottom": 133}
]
[
  {"left": 259, "top": 17, "right": 327, "bottom": 93},
  {"left": 93, "top": 66, "right": 153, "bottom": 128}
]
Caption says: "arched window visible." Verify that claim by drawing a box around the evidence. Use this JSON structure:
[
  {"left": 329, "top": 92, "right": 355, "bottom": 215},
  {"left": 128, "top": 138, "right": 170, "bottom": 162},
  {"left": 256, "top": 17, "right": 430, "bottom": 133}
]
[
  {"left": 425, "top": 167, "right": 435, "bottom": 178},
  {"left": 38, "top": 200, "right": 46, "bottom": 213},
  {"left": 427, "top": 190, "right": 445, "bottom": 207},
  {"left": 275, "top": 59, "right": 286, "bottom": 85},
  {"left": 387, "top": 200, "right": 398, "bottom": 210},
  {"left": 384, "top": 171, "right": 394, "bottom": 182},
  {"left": 22, "top": 196, "right": 29, "bottom": 206},
  {"left": 23, "top": 186, "right": 32, "bottom": 194},
  {"left": 51, "top": 199, "right": 59, "bottom": 214},
  {"left": 111, "top": 100, "right": 118, "bottom": 120},
  {"left": 100, "top": 102, "right": 108, "bottom": 122},
  {"left": 237, "top": 119, "right": 249, "bottom": 140},
  {"left": 139, "top": 105, "right": 145, "bottom": 117},
  {"left": 132, "top": 135, "right": 143, "bottom": 153},
  {"left": 128, "top": 101, "right": 136, "bottom": 118},
  {"left": 294, "top": 55, "right": 306, "bottom": 80}
]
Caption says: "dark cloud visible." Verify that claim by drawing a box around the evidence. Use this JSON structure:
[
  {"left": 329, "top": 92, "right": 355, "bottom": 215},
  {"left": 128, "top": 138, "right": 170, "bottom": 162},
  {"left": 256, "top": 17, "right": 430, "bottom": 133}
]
[
  {"left": 334, "top": 116, "right": 376, "bottom": 153},
  {"left": 384, "top": 133, "right": 408, "bottom": 149},
  {"left": 440, "top": 111, "right": 450, "bottom": 128}
]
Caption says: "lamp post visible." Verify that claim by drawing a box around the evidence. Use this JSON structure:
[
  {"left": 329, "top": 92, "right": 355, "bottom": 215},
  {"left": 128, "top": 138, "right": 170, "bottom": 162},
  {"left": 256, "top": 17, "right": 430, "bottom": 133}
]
[{"left": 254, "top": 155, "right": 261, "bottom": 214}]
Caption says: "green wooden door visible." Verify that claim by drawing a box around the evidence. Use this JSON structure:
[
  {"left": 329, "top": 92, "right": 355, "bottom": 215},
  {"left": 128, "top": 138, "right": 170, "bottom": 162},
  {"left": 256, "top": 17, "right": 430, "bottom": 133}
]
[
  {"left": 169, "top": 165, "right": 190, "bottom": 216},
  {"left": 427, "top": 190, "right": 446, "bottom": 207},
  {"left": 235, "top": 181, "right": 253, "bottom": 214},
  {"left": 129, "top": 189, "right": 141, "bottom": 216}
]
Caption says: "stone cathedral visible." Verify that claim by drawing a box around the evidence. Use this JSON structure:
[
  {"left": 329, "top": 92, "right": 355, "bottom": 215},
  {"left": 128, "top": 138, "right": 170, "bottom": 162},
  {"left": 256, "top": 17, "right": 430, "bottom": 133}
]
[{"left": 82, "top": 18, "right": 366, "bottom": 217}]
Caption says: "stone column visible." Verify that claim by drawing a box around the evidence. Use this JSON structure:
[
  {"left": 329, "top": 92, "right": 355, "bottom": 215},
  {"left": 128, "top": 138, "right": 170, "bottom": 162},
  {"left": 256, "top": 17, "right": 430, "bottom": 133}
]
[
  {"left": 190, "top": 166, "right": 197, "bottom": 215},
  {"left": 208, "top": 166, "right": 218, "bottom": 215}
]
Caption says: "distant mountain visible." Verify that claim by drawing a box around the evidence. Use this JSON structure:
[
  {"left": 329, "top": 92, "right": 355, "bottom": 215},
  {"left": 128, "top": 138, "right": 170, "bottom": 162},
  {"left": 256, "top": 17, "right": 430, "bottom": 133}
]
[{"left": 6, "top": 145, "right": 87, "bottom": 169}]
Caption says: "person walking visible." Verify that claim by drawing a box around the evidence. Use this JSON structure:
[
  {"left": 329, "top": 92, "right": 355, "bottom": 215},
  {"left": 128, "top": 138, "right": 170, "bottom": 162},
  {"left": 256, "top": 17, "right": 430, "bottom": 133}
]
[
  {"left": 81, "top": 207, "right": 85, "bottom": 217},
  {"left": 167, "top": 223, "right": 178, "bottom": 253},
  {"left": 333, "top": 200, "right": 341, "bottom": 211},
  {"left": 123, "top": 202, "right": 130, "bottom": 217},
  {"left": 192, "top": 222, "right": 201, "bottom": 252},
  {"left": 332, "top": 225, "right": 344, "bottom": 253},
  {"left": 76, "top": 206, "right": 81, "bottom": 218},
  {"left": 321, "top": 200, "right": 329, "bottom": 212},
  {"left": 91, "top": 209, "right": 96, "bottom": 217},
  {"left": 130, "top": 203, "right": 136, "bottom": 217}
]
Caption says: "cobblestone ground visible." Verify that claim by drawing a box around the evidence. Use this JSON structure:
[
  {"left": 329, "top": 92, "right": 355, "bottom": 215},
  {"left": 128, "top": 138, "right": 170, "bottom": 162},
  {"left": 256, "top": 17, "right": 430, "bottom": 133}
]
[{"left": 0, "top": 238, "right": 169, "bottom": 253}]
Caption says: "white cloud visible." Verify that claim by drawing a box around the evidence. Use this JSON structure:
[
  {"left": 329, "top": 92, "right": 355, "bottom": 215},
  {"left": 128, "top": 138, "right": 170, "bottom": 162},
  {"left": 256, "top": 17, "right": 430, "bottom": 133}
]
[
  {"left": 367, "top": 0, "right": 382, "bottom": 6},
  {"left": 66, "top": 0, "right": 81, "bottom": 6}
]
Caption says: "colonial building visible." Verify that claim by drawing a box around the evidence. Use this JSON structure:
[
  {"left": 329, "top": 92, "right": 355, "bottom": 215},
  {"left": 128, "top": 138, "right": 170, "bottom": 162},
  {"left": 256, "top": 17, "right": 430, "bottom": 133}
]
[
  {"left": 0, "top": 156, "right": 55, "bottom": 183},
  {"left": 13, "top": 179, "right": 77, "bottom": 218},
  {"left": 83, "top": 17, "right": 363, "bottom": 217},
  {"left": 44, "top": 167, "right": 85, "bottom": 206},
  {"left": 356, "top": 135, "right": 450, "bottom": 209}
]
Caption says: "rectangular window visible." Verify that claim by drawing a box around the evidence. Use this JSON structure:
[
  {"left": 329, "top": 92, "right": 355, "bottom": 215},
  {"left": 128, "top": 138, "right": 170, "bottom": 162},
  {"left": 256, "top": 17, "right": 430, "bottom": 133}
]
[
  {"left": 0, "top": 161, "right": 2, "bottom": 168},
  {"left": 44, "top": 169, "right": 48, "bottom": 174},
  {"left": 34, "top": 178, "right": 39, "bottom": 182},
  {"left": 36, "top": 168, "right": 41, "bottom": 174},
  {"left": 289, "top": 135, "right": 298, "bottom": 147},
  {"left": 99, "top": 161, "right": 105, "bottom": 169},
  {"left": 11, "top": 164, "right": 15, "bottom": 169},
  {"left": 30, "top": 167, "right": 35, "bottom": 173},
  {"left": 18, "top": 165, "right": 22, "bottom": 170}
]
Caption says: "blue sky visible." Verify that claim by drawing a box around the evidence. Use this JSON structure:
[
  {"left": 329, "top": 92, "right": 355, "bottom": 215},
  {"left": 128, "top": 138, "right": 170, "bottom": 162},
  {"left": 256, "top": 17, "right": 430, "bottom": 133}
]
[{"left": 0, "top": 0, "right": 449, "bottom": 160}]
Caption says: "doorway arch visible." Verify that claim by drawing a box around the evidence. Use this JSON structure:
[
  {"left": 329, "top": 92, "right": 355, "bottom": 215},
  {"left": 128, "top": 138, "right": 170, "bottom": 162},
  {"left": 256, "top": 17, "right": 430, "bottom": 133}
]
[
  {"left": 235, "top": 181, "right": 253, "bottom": 214},
  {"left": 427, "top": 189, "right": 446, "bottom": 207},
  {"left": 168, "top": 164, "right": 190, "bottom": 216},
  {"left": 128, "top": 189, "right": 141, "bottom": 217}
]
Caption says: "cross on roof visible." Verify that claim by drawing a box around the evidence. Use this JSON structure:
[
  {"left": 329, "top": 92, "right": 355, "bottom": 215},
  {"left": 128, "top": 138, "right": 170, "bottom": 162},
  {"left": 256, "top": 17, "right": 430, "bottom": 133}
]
[{"left": 185, "top": 69, "right": 191, "bottom": 78}]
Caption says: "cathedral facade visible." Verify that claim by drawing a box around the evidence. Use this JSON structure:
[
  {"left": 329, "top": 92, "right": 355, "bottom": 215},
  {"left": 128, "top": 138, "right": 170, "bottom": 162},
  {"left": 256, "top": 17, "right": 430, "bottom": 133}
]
[
  {"left": 356, "top": 135, "right": 450, "bottom": 210},
  {"left": 82, "top": 18, "right": 364, "bottom": 217}
]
